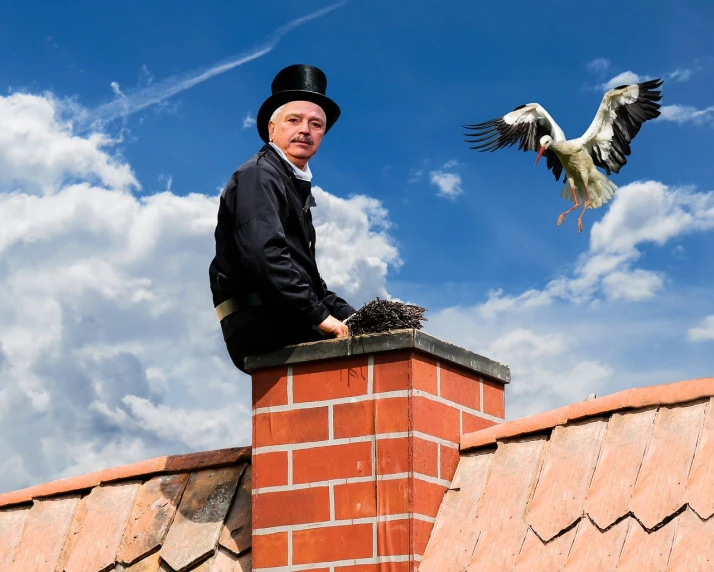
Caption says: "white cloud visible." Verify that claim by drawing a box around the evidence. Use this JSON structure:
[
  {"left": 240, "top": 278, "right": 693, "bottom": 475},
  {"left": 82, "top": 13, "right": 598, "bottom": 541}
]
[
  {"left": 688, "top": 315, "right": 714, "bottom": 341},
  {"left": 475, "top": 180, "right": 714, "bottom": 318},
  {"left": 597, "top": 62, "right": 700, "bottom": 92},
  {"left": 430, "top": 172, "right": 462, "bottom": 199},
  {"left": 242, "top": 111, "right": 256, "bottom": 129},
  {"left": 110, "top": 82, "right": 124, "bottom": 97},
  {"left": 668, "top": 68, "right": 697, "bottom": 82},
  {"left": 0, "top": 91, "right": 399, "bottom": 493},
  {"left": 659, "top": 104, "right": 714, "bottom": 126},
  {"left": 586, "top": 58, "right": 612, "bottom": 76},
  {"left": 312, "top": 188, "right": 401, "bottom": 305},
  {"left": 429, "top": 160, "right": 463, "bottom": 199},
  {"left": 0, "top": 93, "right": 138, "bottom": 195},
  {"left": 601, "top": 71, "right": 643, "bottom": 91}
]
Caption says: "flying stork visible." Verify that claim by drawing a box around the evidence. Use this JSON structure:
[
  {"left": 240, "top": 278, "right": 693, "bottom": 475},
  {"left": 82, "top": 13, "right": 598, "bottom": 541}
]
[{"left": 463, "top": 79, "right": 663, "bottom": 232}]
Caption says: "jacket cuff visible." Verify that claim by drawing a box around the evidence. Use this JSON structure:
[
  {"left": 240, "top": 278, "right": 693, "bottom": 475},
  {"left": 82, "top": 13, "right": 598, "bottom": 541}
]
[
  {"left": 309, "top": 304, "right": 331, "bottom": 326},
  {"left": 336, "top": 305, "right": 357, "bottom": 321}
]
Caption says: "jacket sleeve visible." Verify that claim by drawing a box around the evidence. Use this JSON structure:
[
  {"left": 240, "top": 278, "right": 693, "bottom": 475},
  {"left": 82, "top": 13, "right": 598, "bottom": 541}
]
[
  {"left": 231, "top": 167, "right": 330, "bottom": 326},
  {"left": 320, "top": 278, "right": 357, "bottom": 321}
]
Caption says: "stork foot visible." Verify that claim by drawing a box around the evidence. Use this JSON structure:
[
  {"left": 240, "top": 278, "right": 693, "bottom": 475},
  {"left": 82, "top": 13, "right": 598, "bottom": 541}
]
[{"left": 556, "top": 203, "right": 579, "bottom": 227}]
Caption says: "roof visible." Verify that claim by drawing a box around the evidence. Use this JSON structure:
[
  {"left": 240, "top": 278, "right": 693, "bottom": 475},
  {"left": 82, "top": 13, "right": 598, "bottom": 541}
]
[
  {"left": 420, "top": 376, "right": 714, "bottom": 571},
  {"left": 0, "top": 447, "right": 252, "bottom": 572}
]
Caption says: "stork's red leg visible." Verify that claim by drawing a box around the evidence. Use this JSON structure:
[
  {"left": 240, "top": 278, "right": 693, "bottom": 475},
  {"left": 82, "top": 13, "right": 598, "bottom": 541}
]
[
  {"left": 577, "top": 187, "right": 591, "bottom": 233},
  {"left": 557, "top": 186, "right": 579, "bottom": 227}
]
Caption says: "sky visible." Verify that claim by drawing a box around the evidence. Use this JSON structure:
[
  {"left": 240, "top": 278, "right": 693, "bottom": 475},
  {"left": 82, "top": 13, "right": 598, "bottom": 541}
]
[{"left": 0, "top": 0, "right": 713, "bottom": 492}]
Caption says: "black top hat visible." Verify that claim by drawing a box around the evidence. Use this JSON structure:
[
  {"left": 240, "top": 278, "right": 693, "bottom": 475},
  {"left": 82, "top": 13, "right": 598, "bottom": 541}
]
[{"left": 256, "top": 64, "right": 341, "bottom": 144}]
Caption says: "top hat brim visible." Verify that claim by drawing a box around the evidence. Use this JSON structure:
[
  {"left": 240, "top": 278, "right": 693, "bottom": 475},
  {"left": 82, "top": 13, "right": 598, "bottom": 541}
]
[{"left": 257, "top": 90, "right": 341, "bottom": 144}]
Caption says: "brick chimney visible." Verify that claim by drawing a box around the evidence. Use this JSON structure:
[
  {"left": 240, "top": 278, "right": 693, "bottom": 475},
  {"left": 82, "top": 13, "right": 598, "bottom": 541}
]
[{"left": 245, "top": 329, "right": 510, "bottom": 571}]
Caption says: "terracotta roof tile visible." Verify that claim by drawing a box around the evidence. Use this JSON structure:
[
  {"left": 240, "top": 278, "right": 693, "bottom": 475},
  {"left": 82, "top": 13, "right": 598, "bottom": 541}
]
[
  {"left": 686, "top": 397, "right": 714, "bottom": 519},
  {"left": 630, "top": 402, "right": 707, "bottom": 530},
  {"left": 563, "top": 517, "right": 630, "bottom": 571},
  {"left": 160, "top": 465, "right": 244, "bottom": 572},
  {"left": 120, "top": 551, "right": 162, "bottom": 571},
  {"left": 218, "top": 465, "right": 252, "bottom": 556},
  {"left": 64, "top": 480, "right": 142, "bottom": 572},
  {"left": 512, "top": 525, "right": 578, "bottom": 571},
  {"left": 117, "top": 473, "right": 190, "bottom": 566},
  {"left": 584, "top": 408, "right": 656, "bottom": 529},
  {"left": 466, "top": 436, "right": 547, "bottom": 570},
  {"left": 422, "top": 377, "right": 714, "bottom": 571},
  {"left": 0, "top": 506, "right": 29, "bottom": 568},
  {"left": 55, "top": 494, "right": 88, "bottom": 571},
  {"left": 0, "top": 447, "right": 252, "bottom": 572},
  {"left": 7, "top": 495, "right": 80, "bottom": 572},
  {"left": 667, "top": 507, "right": 714, "bottom": 571},
  {"left": 616, "top": 516, "right": 678, "bottom": 571},
  {"left": 526, "top": 419, "right": 607, "bottom": 541}
]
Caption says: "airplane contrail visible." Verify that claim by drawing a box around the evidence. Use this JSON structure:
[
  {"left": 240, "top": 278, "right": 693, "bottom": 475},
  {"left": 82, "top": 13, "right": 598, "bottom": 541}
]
[{"left": 80, "top": 1, "right": 348, "bottom": 129}]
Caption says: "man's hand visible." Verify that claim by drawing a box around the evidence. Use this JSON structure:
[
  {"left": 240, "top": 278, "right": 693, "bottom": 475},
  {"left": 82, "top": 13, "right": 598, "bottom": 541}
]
[{"left": 318, "top": 315, "right": 349, "bottom": 338}]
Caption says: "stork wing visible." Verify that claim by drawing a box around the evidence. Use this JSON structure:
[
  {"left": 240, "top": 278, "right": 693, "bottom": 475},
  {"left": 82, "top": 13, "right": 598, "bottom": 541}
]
[
  {"left": 463, "top": 103, "right": 567, "bottom": 181},
  {"left": 578, "top": 78, "right": 663, "bottom": 175}
]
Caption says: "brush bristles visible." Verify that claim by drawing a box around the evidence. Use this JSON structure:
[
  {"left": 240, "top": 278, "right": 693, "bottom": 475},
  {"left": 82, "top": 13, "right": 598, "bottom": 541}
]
[{"left": 347, "top": 298, "right": 428, "bottom": 336}]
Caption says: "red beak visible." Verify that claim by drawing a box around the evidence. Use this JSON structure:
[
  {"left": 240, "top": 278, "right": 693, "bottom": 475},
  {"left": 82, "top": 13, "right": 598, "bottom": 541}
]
[{"left": 534, "top": 146, "right": 545, "bottom": 166}]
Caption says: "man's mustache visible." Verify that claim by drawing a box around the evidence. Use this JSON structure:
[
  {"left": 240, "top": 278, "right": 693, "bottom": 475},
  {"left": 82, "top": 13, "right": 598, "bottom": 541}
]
[{"left": 291, "top": 136, "right": 314, "bottom": 145}]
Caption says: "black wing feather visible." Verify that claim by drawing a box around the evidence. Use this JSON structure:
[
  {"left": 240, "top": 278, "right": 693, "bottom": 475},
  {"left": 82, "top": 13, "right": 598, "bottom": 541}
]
[
  {"left": 462, "top": 107, "right": 564, "bottom": 181},
  {"left": 591, "top": 78, "right": 663, "bottom": 175}
]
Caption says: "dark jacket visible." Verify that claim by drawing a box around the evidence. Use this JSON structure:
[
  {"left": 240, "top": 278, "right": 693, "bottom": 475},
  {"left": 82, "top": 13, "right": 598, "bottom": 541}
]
[{"left": 209, "top": 144, "right": 355, "bottom": 343}]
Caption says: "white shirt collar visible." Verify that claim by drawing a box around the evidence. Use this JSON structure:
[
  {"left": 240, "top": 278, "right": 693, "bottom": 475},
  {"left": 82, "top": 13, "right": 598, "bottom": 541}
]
[{"left": 269, "top": 142, "right": 313, "bottom": 182}]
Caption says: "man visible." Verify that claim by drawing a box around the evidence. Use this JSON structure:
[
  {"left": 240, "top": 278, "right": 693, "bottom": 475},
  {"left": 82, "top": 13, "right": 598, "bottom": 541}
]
[{"left": 209, "top": 64, "right": 356, "bottom": 372}]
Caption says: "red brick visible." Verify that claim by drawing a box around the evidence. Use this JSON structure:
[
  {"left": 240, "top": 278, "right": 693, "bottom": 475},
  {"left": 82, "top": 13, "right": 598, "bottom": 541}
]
[
  {"left": 376, "top": 397, "right": 410, "bottom": 434},
  {"left": 377, "top": 519, "right": 410, "bottom": 556},
  {"left": 413, "top": 437, "right": 438, "bottom": 478},
  {"left": 440, "top": 361, "right": 480, "bottom": 410},
  {"left": 254, "top": 407, "right": 328, "bottom": 447},
  {"left": 412, "top": 354, "right": 438, "bottom": 394},
  {"left": 439, "top": 444, "right": 460, "bottom": 482},
  {"left": 335, "top": 564, "right": 411, "bottom": 572},
  {"left": 252, "top": 532, "right": 288, "bottom": 568},
  {"left": 253, "top": 488, "right": 330, "bottom": 528},
  {"left": 293, "top": 442, "right": 372, "bottom": 483},
  {"left": 376, "top": 438, "right": 409, "bottom": 475},
  {"left": 333, "top": 398, "right": 410, "bottom": 439},
  {"left": 252, "top": 367, "right": 288, "bottom": 408},
  {"left": 334, "top": 481, "right": 377, "bottom": 519},
  {"left": 413, "top": 479, "right": 447, "bottom": 518},
  {"left": 252, "top": 451, "right": 288, "bottom": 489},
  {"left": 293, "top": 357, "right": 368, "bottom": 403},
  {"left": 373, "top": 351, "right": 411, "bottom": 392},
  {"left": 463, "top": 411, "right": 497, "bottom": 434},
  {"left": 334, "top": 479, "right": 409, "bottom": 519},
  {"left": 483, "top": 378, "right": 505, "bottom": 418},
  {"left": 413, "top": 396, "right": 460, "bottom": 442},
  {"left": 414, "top": 518, "right": 435, "bottom": 557},
  {"left": 334, "top": 400, "right": 375, "bottom": 438},
  {"left": 377, "top": 478, "right": 410, "bottom": 515},
  {"left": 293, "top": 523, "right": 373, "bottom": 564}
]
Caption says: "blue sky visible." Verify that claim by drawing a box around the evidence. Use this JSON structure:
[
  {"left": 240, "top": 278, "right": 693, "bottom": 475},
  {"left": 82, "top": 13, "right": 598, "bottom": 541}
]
[{"left": 0, "top": 0, "right": 713, "bottom": 491}]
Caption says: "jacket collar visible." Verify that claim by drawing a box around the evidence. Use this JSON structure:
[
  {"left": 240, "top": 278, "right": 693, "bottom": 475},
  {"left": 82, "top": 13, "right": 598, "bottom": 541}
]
[
  {"left": 262, "top": 144, "right": 317, "bottom": 211},
  {"left": 267, "top": 142, "right": 313, "bottom": 182}
]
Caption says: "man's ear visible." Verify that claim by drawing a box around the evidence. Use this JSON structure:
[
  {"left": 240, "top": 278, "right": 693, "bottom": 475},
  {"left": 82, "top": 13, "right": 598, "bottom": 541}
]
[{"left": 267, "top": 122, "right": 274, "bottom": 142}]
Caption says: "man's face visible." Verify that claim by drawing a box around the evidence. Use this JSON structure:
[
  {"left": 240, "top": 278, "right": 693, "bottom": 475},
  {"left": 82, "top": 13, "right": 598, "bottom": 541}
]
[{"left": 268, "top": 100, "right": 327, "bottom": 167}]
